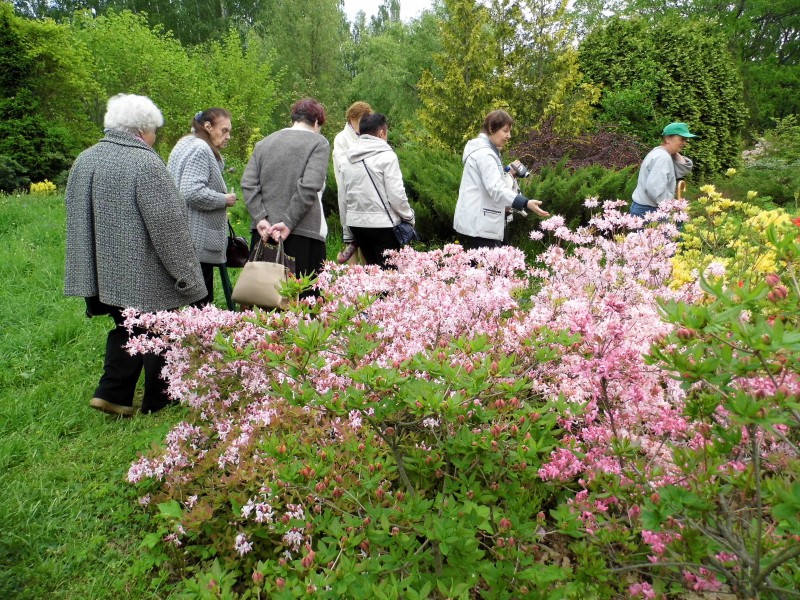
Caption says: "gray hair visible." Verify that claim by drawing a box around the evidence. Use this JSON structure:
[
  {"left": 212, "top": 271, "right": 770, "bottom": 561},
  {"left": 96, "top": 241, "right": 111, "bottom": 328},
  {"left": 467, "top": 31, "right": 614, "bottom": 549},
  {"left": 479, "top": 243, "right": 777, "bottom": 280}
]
[{"left": 103, "top": 93, "right": 164, "bottom": 135}]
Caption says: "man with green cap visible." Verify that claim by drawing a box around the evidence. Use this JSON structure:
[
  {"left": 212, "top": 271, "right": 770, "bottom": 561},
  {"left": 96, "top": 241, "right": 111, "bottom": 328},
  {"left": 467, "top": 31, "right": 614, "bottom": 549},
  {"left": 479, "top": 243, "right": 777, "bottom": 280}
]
[{"left": 630, "top": 122, "right": 697, "bottom": 217}]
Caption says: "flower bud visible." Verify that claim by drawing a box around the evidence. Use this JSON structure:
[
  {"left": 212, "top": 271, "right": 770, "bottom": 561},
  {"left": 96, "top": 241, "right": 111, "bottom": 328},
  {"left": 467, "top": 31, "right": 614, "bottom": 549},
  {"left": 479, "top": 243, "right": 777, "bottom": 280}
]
[{"left": 765, "top": 273, "right": 781, "bottom": 287}]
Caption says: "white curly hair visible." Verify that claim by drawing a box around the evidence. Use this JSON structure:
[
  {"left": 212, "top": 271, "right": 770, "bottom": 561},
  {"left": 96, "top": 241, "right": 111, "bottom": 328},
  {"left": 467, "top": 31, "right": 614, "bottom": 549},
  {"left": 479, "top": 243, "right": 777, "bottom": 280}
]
[{"left": 103, "top": 93, "right": 164, "bottom": 134}]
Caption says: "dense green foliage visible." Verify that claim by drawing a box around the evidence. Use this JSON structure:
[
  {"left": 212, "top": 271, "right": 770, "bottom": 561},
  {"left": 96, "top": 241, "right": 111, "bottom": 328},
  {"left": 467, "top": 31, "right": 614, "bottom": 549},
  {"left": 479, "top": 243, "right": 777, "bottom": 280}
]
[
  {"left": 1, "top": 0, "right": 796, "bottom": 191},
  {"left": 570, "top": 0, "right": 800, "bottom": 133},
  {"left": 0, "top": 2, "right": 98, "bottom": 191},
  {"left": 704, "top": 116, "right": 800, "bottom": 210},
  {"left": 579, "top": 15, "right": 747, "bottom": 179}
]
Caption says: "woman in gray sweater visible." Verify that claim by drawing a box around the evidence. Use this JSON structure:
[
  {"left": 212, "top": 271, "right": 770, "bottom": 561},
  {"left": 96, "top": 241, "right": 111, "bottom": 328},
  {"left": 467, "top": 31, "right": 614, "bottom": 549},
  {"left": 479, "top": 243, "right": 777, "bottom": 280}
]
[
  {"left": 241, "top": 98, "right": 330, "bottom": 288},
  {"left": 168, "top": 108, "right": 237, "bottom": 306}
]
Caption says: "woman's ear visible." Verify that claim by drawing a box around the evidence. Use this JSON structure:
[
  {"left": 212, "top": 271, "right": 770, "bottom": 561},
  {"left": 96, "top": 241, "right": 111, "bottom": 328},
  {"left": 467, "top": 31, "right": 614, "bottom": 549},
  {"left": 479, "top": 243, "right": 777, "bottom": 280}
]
[{"left": 203, "top": 120, "right": 213, "bottom": 132}]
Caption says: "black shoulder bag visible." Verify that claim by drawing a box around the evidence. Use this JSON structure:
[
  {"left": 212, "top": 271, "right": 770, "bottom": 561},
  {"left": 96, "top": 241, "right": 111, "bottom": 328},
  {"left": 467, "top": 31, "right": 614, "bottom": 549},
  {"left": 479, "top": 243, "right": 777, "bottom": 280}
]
[{"left": 361, "top": 160, "right": 419, "bottom": 246}]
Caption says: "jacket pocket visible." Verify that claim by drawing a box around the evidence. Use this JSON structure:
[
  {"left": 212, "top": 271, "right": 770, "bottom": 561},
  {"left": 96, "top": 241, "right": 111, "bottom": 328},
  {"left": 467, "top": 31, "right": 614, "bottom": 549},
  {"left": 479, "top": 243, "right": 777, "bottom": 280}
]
[
  {"left": 202, "top": 225, "right": 227, "bottom": 253},
  {"left": 480, "top": 208, "right": 504, "bottom": 238}
]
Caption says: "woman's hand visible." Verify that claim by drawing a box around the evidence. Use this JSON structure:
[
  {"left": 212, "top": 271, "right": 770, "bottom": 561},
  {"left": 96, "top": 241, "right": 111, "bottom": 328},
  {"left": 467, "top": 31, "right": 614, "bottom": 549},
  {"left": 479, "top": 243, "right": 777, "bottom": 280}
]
[
  {"left": 224, "top": 193, "right": 237, "bottom": 207},
  {"left": 526, "top": 199, "right": 550, "bottom": 217},
  {"left": 256, "top": 218, "right": 272, "bottom": 241},
  {"left": 269, "top": 222, "right": 292, "bottom": 242}
]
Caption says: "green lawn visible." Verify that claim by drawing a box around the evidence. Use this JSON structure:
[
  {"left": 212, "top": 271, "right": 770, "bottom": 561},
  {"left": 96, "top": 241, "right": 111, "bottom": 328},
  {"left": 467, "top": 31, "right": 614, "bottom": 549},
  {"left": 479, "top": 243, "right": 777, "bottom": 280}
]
[{"left": 0, "top": 192, "right": 232, "bottom": 599}]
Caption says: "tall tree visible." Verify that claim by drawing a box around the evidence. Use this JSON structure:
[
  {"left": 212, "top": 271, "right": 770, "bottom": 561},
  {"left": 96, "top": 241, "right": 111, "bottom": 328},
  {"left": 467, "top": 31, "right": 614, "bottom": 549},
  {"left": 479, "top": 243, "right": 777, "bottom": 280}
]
[
  {"left": 418, "top": 0, "right": 596, "bottom": 152},
  {"left": 0, "top": 3, "right": 99, "bottom": 188},
  {"left": 70, "top": 9, "right": 208, "bottom": 148},
  {"left": 255, "top": 0, "right": 350, "bottom": 113},
  {"left": 348, "top": 11, "right": 441, "bottom": 130},
  {"left": 417, "top": 0, "right": 497, "bottom": 151}
]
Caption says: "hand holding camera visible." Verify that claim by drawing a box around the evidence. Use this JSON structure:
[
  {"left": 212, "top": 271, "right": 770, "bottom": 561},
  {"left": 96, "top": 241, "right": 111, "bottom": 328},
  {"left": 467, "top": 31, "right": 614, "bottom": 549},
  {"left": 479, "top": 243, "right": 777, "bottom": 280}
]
[{"left": 506, "top": 160, "right": 530, "bottom": 178}]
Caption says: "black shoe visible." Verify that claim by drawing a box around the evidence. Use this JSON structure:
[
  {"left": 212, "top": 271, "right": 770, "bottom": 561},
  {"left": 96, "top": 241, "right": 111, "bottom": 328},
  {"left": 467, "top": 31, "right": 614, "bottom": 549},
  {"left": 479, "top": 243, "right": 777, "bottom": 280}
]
[{"left": 90, "top": 397, "right": 134, "bottom": 417}]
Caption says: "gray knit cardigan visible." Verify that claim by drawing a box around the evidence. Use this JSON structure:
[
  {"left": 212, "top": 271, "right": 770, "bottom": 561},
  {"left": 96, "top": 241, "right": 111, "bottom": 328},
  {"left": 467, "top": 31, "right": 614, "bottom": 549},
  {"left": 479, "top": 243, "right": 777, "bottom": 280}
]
[
  {"left": 241, "top": 128, "right": 330, "bottom": 242},
  {"left": 64, "top": 130, "right": 206, "bottom": 312},
  {"left": 167, "top": 135, "right": 229, "bottom": 264}
]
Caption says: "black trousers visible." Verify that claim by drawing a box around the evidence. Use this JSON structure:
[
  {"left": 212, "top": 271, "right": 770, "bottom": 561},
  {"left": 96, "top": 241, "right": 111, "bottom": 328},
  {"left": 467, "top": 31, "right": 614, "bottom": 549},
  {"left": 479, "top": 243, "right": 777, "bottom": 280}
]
[
  {"left": 349, "top": 226, "right": 400, "bottom": 268},
  {"left": 191, "top": 262, "right": 216, "bottom": 308},
  {"left": 460, "top": 234, "right": 504, "bottom": 250},
  {"left": 91, "top": 304, "right": 171, "bottom": 414}
]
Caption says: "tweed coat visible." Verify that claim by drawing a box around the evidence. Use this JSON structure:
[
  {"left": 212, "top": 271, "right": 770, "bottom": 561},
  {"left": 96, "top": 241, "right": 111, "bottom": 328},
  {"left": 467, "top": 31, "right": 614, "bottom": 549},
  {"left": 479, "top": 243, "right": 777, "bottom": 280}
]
[
  {"left": 167, "top": 135, "right": 228, "bottom": 264},
  {"left": 64, "top": 130, "right": 206, "bottom": 312}
]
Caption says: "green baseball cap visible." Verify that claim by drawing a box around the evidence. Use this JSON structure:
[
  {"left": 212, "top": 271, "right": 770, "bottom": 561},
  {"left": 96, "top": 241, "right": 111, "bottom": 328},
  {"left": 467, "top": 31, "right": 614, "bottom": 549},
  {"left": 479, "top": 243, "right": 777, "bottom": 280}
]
[{"left": 662, "top": 122, "right": 698, "bottom": 138}]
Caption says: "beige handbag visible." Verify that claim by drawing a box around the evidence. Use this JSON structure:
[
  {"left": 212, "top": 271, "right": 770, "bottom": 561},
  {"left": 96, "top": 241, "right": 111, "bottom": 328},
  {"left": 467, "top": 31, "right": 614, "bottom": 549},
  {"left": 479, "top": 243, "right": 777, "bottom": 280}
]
[{"left": 231, "top": 239, "right": 290, "bottom": 309}]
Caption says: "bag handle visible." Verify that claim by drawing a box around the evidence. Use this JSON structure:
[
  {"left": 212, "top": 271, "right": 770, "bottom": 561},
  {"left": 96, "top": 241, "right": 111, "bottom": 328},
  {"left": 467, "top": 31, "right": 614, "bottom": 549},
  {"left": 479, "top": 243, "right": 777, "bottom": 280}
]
[
  {"left": 253, "top": 237, "right": 285, "bottom": 265},
  {"left": 361, "top": 160, "right": 396, "bottom": 227},
  {"left": 227, "top": 221, "right": 237, "bottom": 238}
]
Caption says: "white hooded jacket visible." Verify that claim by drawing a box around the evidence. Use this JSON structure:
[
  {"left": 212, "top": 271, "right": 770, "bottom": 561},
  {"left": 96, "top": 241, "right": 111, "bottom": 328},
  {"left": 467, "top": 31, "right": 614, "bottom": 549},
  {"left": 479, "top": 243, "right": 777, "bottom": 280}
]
[
  {"left": 453, "top": 133, "right": 526, "bottom": 241},
  {"left": 341, "top": 135, "right": 415, "bottom": 228}
]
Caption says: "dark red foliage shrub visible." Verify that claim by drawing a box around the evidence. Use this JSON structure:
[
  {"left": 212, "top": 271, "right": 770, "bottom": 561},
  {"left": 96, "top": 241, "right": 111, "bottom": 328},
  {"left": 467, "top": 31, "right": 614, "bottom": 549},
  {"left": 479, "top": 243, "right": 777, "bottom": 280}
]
[{"left": 511, "top": 119, "right": 647, "bottom": 174}]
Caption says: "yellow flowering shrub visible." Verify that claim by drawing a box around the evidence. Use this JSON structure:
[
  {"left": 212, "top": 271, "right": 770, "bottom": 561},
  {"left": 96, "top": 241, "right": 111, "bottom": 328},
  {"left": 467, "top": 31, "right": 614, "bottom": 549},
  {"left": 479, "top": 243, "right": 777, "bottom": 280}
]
[
  {"left": 672, "top": 185, "right": 797, "bottom": 288},
  {"left": 29, "top": 180, "right": 58, "bottom": 195}
]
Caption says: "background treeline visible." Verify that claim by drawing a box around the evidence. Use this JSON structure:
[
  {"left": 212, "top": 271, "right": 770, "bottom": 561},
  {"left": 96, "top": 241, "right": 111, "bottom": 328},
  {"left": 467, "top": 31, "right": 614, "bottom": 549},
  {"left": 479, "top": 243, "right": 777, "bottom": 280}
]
[{"left": 2, "top": 0, "right": 799, "bottom": 244}]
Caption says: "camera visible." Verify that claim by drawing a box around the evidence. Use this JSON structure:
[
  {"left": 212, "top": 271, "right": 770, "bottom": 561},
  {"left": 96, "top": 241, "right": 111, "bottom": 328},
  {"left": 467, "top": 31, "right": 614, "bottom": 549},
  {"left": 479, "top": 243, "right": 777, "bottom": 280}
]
[{"left": 505, "top": 162, "right": 530, "bottom": 178}]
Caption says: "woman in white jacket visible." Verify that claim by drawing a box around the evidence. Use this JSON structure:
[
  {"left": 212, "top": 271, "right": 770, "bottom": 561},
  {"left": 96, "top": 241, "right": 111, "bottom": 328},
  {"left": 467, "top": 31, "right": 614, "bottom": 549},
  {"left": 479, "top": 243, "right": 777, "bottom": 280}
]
[
  {"left": 340, "top": 113, "right": 415, "bottom": 267},
  {"left": 332, "top": 101, "right": 372, "bottom": 262},
  {"left": 453, "top": 110, "right": 548, "bottom": 249}
]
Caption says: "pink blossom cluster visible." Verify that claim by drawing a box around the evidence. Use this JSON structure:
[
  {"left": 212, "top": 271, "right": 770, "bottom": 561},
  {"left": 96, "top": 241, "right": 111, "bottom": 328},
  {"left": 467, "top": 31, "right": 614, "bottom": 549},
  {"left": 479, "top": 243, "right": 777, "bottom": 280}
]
[{"left": 529, "top": 201, "right": 698, "bottom": 486}]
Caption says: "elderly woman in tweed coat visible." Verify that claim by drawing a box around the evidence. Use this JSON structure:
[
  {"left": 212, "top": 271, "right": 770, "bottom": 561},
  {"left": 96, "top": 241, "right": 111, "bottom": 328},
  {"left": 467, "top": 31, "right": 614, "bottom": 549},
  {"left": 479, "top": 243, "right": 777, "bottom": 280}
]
[
  {"left": 64, "top": 93, "right": 205, "bottom": 417},
  {"left": 168, "top": 108, "right": 237, "bottom": 306}
]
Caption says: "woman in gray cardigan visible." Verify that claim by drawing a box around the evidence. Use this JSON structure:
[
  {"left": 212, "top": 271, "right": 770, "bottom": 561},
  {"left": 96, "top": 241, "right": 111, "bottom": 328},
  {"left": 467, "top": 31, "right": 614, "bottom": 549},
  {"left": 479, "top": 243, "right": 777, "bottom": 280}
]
[
  {"left": 64, "top": 93, "right": 205, "bottom": 417},
  {"left": 242, "top": 98, "right": 330, "bottom": 289},
  {"left": 168, "top": 108, "right": 237, "bottom": 306}
]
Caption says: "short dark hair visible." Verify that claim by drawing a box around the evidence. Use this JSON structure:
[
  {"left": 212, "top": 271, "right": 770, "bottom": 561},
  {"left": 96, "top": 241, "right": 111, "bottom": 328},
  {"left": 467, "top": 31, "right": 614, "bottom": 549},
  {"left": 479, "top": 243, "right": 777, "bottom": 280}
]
[
  {"left": 481, "top": 110, "right": 513, "bottom": 135},
  {"left": 291, "top": 98, "right": 327, "bottom": 127},
  {"left": 359, "top": 113, "right": 388, "bottom": 137}
]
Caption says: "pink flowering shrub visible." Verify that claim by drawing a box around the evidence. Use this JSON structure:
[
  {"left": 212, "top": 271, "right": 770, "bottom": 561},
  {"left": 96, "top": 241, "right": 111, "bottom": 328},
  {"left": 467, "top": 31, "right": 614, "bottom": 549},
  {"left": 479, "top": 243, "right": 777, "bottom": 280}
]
[{"left": 126, "top": 201, "right": 799, "bottom": 598}]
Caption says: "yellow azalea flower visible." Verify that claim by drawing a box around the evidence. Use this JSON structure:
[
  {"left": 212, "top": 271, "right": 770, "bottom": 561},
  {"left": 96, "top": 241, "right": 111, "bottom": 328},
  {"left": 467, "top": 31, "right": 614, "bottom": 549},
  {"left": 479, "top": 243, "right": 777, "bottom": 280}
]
[
  {"left": 747, "top": 191, "right": 758, "bottom": 200},
  {"left": 726, "top": 168, "right": 737, "bottom": 177},
  {"left": 717, "top": 198, "right": 735, "bottom": 209}
]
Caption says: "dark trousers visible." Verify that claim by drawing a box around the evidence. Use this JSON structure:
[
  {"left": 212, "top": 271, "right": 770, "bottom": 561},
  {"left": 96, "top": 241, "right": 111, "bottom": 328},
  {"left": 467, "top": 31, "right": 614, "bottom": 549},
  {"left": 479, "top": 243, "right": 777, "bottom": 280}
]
[
  {"left": 92, "top": 305, "right": 171, "bottom": 414},
  {"left": 191, "top": 262, "right": 215, "bottom": 307},
  {"left": 350, "top": 226, "right": 400, "bottom": 268},
  {"left": 460, "top": 234, "right": 504, "bottom": 250}
]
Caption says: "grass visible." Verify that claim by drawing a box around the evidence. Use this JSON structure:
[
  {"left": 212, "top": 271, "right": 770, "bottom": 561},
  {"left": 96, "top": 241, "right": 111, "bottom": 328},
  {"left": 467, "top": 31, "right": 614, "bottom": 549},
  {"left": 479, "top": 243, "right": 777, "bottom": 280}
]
[
  {"left": 0, "top": 190, "right": 344, "bottom": 599},
  {"left": 0, "top": 193, "right": 223, "bottom": 598}
]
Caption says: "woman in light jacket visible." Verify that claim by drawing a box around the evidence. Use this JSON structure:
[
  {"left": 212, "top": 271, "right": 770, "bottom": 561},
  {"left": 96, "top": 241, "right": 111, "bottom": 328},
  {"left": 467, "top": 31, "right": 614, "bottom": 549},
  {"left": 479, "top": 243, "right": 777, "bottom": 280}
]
[
  {"left": 340, "top": 113, "right": 414, "bottom": 267},
  {"left": 333, "top": 101, "right": 372, "bottom": 262},
  {"left": 168, "top": 108, "right": 237, "bottom": 306},
  {"left": 453, "top": 110, "right": 548, "bottom": 249}
]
